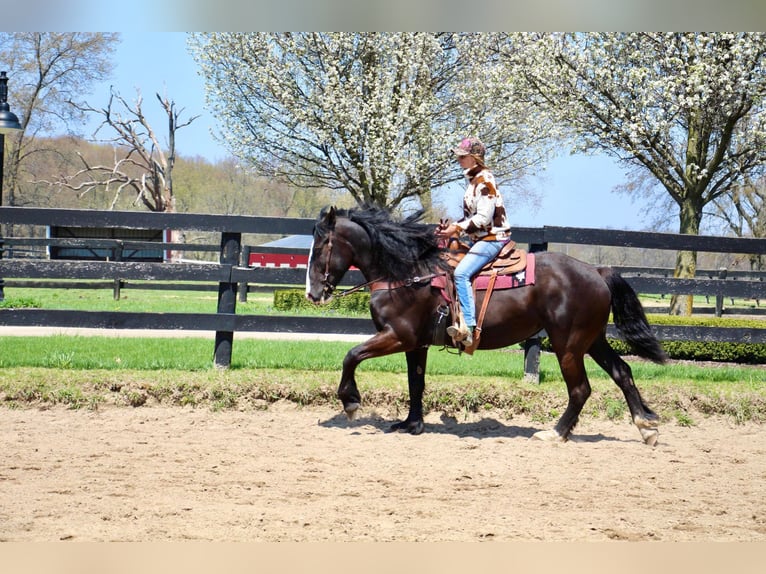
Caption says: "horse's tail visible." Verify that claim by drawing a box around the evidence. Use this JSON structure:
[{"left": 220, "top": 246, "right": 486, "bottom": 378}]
[{"left": 598, "top": 267, "right": 668, "bottom": 364}]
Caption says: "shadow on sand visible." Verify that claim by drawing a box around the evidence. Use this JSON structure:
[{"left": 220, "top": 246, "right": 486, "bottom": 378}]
[{"left": 318, "top": 410, "right": 625, "bottom": 443}]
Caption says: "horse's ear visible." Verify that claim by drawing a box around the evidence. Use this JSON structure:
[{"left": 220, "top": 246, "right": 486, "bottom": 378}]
[{"left": 322, "top": 206, "right": 337, "bottom": 227}]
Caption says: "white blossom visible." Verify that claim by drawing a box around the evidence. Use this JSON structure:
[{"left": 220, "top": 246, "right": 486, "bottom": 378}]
[
  {"left": 493, "top": 32, "right": 766, "bottom": 209},
  {"left": 188, "top": 33, "right": 560, "bottom": 210}
]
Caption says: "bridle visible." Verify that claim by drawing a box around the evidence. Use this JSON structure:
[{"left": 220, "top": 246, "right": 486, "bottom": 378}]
[
  {"left": 317, "top": 228, "right": 445, "bottom": 299},
  {"left": 316, "top": 228, "right": 385, "bottom": 299},
  {"left": 319, "top": 229, "right": 337, "bottom": 300}
]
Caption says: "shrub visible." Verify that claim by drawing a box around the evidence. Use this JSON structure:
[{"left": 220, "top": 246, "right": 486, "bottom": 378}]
[
  {"left": 274, "top": 289, "right": 370, "bottom": 315},
  {"left": 540, "top": 313, "right": 766, "bottom": 364},
  {"left": 0, "top": 297, "right": 41, "bottom": 309}
]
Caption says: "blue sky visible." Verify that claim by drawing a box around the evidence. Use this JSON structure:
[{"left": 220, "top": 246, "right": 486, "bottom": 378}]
[{"left": 80, "top": 32, "right": 647, "bottom": 231}]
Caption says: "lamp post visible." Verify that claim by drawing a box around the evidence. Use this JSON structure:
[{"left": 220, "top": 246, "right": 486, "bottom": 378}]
[{"left": 0, "top": 70, "right": 23, "bottom": 301}]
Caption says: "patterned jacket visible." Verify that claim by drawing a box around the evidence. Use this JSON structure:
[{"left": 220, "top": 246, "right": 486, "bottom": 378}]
[{"left": 456, "top": 166, "right": 511, "bottom": 242}]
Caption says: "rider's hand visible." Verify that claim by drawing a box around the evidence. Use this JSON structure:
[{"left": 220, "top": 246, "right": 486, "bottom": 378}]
[{"left": 436, "top": 222, "right": 459, "bottom": 238}]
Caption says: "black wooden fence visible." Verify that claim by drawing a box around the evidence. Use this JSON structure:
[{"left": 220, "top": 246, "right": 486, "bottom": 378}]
[{"left": 1, "top": 207, "right": 765, "bottom": 375}]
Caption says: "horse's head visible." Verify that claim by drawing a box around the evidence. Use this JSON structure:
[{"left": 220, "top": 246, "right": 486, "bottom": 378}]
[{"left": 305, "top": 206, "right": 356, "bottom": 304}]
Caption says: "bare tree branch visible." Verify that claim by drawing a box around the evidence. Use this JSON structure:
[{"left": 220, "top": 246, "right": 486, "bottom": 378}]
[{"left": 51, "top": 88, "right": 198, "bottom": 213}]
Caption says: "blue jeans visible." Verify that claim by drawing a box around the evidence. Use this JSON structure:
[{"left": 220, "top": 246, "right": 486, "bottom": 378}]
[{"left": 453, "top": 239, "right": 506, "bottom": 328}]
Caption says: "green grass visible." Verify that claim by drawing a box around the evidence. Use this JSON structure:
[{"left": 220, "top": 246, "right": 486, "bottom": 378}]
[
  {"left": 0, "top": 335, "right": 764, "bottom": 424},
  {"left": 0, "top": 336, "right": 763, "bottom": 384},
  {"left": 1, "top": 285, "right": 366, "bottom": 317},
  {"left": 7, "top": 285, "right": 765, "bottom": 317},
  {"left": 639, "top": 293, "right": 764, "bottom": 311},
  {"left": 1, "top": 285, "right": 765, "bottom": 423},
  {"left": 3, "top": 285, "right": 268, "bottom": 314}
]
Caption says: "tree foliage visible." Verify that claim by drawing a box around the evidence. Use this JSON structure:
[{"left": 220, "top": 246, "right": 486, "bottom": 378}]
[
  {"left": 0, "top": 32, "right": 118, "bottom": 209},
  {"left": 188, "top": 32, "right": 558, "bottom": 213},
  {"left": 495, "top": 32, "right": 766, "bottom": 314}
]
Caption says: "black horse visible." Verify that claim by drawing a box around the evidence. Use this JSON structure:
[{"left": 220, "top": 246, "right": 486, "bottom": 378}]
[{"left": 305, "top": 206, "right": 667, "bottom": 445}]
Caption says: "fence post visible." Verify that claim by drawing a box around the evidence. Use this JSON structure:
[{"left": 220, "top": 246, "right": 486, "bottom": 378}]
[
  {"left": 238, "top": 245, "right": 251, "bottom": 303},
  {"left": 523, "top": 241, "right": 548, "bottom": 383},
  {"left": 214, "top": 232, "right": 241, "bottom": 368},
  {"left": 0, "top": 236, "right": 5, "bottom": 302},
  {"left": 112, "top": 240, "right": 124, "bottom": 300},
  {"left": 715, "top": 267, "right": 727, "bottom": 317}
]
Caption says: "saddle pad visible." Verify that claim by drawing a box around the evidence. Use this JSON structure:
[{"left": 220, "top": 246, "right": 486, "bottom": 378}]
[
  {"left": 429, "top": 252, "right": 536, "bottom": 300},
  {"left": 474, "top": 252, "right": 536, "bottom": 290}
]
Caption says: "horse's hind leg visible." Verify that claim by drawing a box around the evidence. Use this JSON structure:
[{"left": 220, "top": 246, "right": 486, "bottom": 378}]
[
  {"left": 389, "top": 347, "right": 428, "bottom": 435},
  {"left": 533, "top": 348, "right": 591, "bottom": 442},
  {"left": 589, "top": 336, "right": 660, "bottom": 446}
]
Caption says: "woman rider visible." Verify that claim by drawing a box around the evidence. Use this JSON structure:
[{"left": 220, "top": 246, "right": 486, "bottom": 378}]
[{"left": 436, "top": 136, "right": 511, "bottom": 347}]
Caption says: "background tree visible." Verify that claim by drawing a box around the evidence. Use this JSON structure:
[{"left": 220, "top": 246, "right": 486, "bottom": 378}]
[
  {"left": 188, "top": 32, "right": 559, "bottom": 214},
  {"left": 0, "top": 32, "right": 118, "bottom": 217},
  {"left": 171, "top": 156, "right": 353, "bottom": 259},
  {"left": 40, "top": 89, "right": 198, "bottom": 260},
  {"left": 496, "top": 32, "right": 766, "bottom": 315},
  {"left": 46, "top": 89, "right": 199, "bottom": 215},
  {"left": 713, "top": 175, "right": 765, "bottom": 271}
]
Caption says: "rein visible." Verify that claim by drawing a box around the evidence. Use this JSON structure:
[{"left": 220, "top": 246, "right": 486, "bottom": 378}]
[{"left": 368, "top": 274, "right": 444, "bottom": 293}]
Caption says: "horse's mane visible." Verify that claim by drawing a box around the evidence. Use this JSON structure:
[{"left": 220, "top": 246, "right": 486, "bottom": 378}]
[{"left": 317, "top": 205, "right": 450, "bottom": 282}]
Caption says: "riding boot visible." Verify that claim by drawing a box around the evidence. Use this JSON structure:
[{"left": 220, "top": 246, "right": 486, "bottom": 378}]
[
  {"left": 446, "top": 312, "right": 469, "bottom": 342},
  {"left": 446, "top": 323, "right": 468, "bottom": 341},
  {"left": 463, "top": 326, "right": 474, "bottom": 347}
]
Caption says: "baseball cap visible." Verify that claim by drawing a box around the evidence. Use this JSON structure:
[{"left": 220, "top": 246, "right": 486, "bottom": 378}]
[{"left": 452, "top": 137, "right": 486, "bottom": 157}]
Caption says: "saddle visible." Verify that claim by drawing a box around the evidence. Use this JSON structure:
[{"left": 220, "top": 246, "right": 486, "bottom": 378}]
[
  {"left": 441, "top": 237, "right": 527, "bottom": 276},
  {"left": 482, "top": 239, "right": 527, "bottom": 275},
  {"left": 437, "top": 236, "right": 531, "bottom": 355}
]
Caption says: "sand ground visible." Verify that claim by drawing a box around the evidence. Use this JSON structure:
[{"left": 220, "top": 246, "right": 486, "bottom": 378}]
[{"left": 1, "top": 401, "right": 764, "bottom": 542}]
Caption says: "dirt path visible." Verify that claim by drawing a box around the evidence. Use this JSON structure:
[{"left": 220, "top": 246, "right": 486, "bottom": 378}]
[{"left": 1, "top": 402, "right": 765, "bottom": 542}]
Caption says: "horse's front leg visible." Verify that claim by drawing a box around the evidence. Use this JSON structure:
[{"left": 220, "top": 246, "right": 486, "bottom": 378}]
[
  {"left": 389, "top": 346, "right": 428, "bottom": 435},
  {"left": 338, "top": 328, "right": 405, "bottom": 419}
]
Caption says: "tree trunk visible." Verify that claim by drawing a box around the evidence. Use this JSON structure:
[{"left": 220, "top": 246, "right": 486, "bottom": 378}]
[
  {"left": 669, "top": 197, "right": 702, "bottom": 316},
  {"left": 3, "top": 136, "right": 21, "bottom": 237},
  {"left": 164, "top": 193, "right": 185, "bottom": 262},
  {"left": 419, "top": 187, "right": 434, "bottom": 219}
]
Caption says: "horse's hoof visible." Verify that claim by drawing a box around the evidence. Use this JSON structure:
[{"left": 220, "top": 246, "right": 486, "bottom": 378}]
[
  {"left": 634, "top": 415, "right": 660, "bottom": 446},
  {"left": 531, "top": 429, "right": 566, "bottom": 442},
  {"left": 344, "top": 402, "right": 360, "bottom": 420},
  {"left": 389, "top": 420, "right": 424, "bottom": 435},
  {"left": 640, "top": 427, "right": 659, "bottom": 446}
]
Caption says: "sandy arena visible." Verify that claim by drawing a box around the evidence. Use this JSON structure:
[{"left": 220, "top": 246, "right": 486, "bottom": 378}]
[{"left": 1, "top": 401, "right": 765, "bottom": 542}]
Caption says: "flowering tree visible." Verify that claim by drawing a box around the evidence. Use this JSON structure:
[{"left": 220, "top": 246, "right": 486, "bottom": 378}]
[
  {"left": 495, "top": 32, "right": 766, "bottom": 315},
  {"left": 188, "top": 32, "right": 558, "bottom": 213}
]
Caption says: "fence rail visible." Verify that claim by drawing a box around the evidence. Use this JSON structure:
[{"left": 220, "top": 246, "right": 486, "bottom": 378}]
[{"left": 1, "top": 206, "right": 765, "bottom": 374}]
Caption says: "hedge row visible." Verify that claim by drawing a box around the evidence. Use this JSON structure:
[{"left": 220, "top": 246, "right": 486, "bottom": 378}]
[
  {"left": 275, "top": 289, "right": 766, "bottom": 364},
  {"left": 595, "top": 339, "right": 765, "bottom": 364},
  {"left": 609, "top": 314, "right": 766, "bottom": 364},
  {"left": 273, "top": 289, "right": 370, "bottom": 314}
]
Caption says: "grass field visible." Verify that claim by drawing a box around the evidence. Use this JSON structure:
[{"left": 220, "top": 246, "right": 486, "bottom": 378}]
[
  {"left": 0, "top": 335, "right": 763, "bottom": 426},
  {"left": 2, "top": 285, "right": 285, "bottom": 315},
  {"left": 3, "top": 284, "right": 764, "bottom": 317},
  {"left": 1, "top": 284, "right": 764, "bottom": 425}
]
